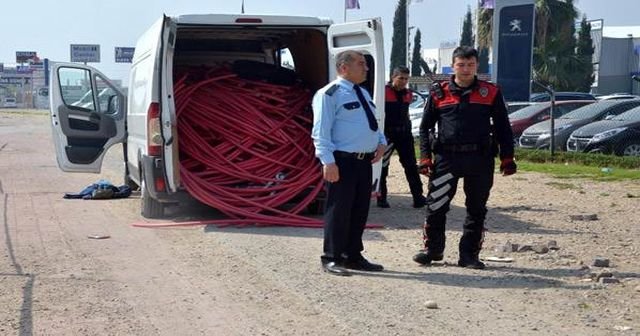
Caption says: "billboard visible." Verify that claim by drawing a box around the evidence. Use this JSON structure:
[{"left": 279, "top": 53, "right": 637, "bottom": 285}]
[
  {"left": 115, "top": 47, "right": 135, "bottom": 63},
  {"left": 16, "top": 51, "right": 38, "bottom": 63},
  {"left": 70, "top": 44, "right": 101, "bottom": 63},
  {"left": 492, "top": 1, "right": 535, "bottom": 102}
]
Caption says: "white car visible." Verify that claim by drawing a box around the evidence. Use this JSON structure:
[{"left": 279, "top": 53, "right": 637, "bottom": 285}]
[
  {"left": 410, "top": 92, "right": 427, "bottom": 138},
  {"left": 3, "top": 97, "right": 17, "bottom": 108}
]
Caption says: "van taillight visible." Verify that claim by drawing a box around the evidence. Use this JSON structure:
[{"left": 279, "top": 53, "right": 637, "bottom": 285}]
[{"left": 147, "top": 103, "right": 162, "bottom": 156}]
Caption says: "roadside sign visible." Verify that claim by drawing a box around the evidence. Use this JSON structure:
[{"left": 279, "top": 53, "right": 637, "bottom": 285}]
[
  {"left": 70, "top": 44, "right": 101, "bottom": 63},
  {"left": 17, "top": 65, "right": 32, "bottom": 74},
  {"left": 16, "top": 51, "right": 38, "bottom": 63},
  {"left": 29, "top": 61, "right": 44, "bottom": 70},
  {"left": 115, "top": 47, "right": 135, "bottom": 63},
  {"left": 0, "top": 77, "right": 25, "bottom": 85}
]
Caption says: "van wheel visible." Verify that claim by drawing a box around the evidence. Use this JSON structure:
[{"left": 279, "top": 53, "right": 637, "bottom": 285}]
[{"left": 141, "top": 176, "right": 164, "bottom": 218}]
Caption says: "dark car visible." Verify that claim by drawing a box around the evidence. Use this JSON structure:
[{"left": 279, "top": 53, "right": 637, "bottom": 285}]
[
  {"left": 519, "top": 99, "right": 640, "bottom": 150},
  {"left": 567, "top": 106, "right": 640, "bottom": 156},
  {"left": 530, "top": 92, "right": 597, "bottom": 102},
  {"left": 509, "top": 100, "right": 595, "bottom": 142},
  {"left": 507, "top": 101, "right": 539, "bottom": 114}
]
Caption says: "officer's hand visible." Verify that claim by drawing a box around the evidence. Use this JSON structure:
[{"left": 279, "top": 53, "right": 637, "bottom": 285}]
[
  {"left": 323, "top": 163, "right": 339, "bottom": 183},
  {"left": 371, "top": 144, "right": 385, "bottom": 164},
  {"left": 418, "top": 157, "right": 434, "bottom": 176},
  {"left": 500, "top": 157, "right": 517, "bottom": 176}
]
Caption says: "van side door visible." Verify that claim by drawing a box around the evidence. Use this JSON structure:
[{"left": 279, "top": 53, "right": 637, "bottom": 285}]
[{"left": 49, "top": 63, "right": 126, "bottom": 173}]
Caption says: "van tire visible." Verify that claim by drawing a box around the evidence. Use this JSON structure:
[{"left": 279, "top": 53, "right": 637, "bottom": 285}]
[{"left": 141, "top": 176, "right": 164, "bottom": 218}]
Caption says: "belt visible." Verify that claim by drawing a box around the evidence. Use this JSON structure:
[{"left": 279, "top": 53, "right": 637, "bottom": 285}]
[{"left": 334, "top": 150, "right": 375, "bottom": 160}]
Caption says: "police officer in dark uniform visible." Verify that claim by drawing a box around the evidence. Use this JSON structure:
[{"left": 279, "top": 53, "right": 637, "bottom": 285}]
[
  {"left": 312, "top": 50, "right": 387, "bottom": 276},
  {"left": 377, "top": 66, "right": 426, "bottom": 209},
  {"left": 413, "top": 46, "right": 517, "bottom": 269}
]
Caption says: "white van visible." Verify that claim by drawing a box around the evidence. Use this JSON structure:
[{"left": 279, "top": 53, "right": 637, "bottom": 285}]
[{"left": 49, "top": 14, "right": 385, "bottom": 218}]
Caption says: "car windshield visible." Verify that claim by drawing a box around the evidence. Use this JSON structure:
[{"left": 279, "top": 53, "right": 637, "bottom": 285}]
[
  {"left": 410, "top": 94, "right": 426, "bottom": 109},
  {"left": 509, "top": 103, "right": 548, "bottom": 119},
  {"left": 558, "top": 100, "right": 620, "bottom": 120},
  {"left": 612, "top": 107, "right": 640, "bottom": 121}
]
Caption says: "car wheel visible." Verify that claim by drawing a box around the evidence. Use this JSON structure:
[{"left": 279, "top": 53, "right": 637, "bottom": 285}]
[{"left": 621, "top": 141, "right": 640, "bottom": 156}]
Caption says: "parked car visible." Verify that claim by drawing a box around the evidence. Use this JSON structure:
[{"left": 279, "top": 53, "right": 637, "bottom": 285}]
[
  {"left": 509, "top": 100, "right": 594, "bottom": 143},
  {"left": 567, "top": 106, "right": 640, "bottom": 156},
  {"left": 596, "top": 93, "right": 640, "bottom": 100},
  {"left": 507, "top": 101, "right": 538, "bottom": 115},
  {"left": 519, "top": 99, "right": 640, "bottom": 150},
  {"left": 2, "top": 97, "right": 17, "bottom": 108},
  {"left": 409, "top": 92, "right": 427, "bottom": 138},
  {"left": 530, "top": 92, "right": 597, "bottom": 102}
]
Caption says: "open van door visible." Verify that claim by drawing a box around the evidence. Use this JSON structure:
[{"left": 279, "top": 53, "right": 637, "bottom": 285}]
[
  {"left": 327, "top": 18, "right": 385, "bottom": 191},
  {"left": 49, "top": 63, "right": 126, "bottom": 173}
]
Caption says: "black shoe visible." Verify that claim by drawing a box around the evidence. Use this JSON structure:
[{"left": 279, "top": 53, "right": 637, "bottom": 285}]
[
  {"left": 457, "top": 256, "right": 486, "bottom": 269},
  {"left": 412, "top": 251, "right": 444, "bottom": 266},
  {"left": 413, "top": 195, "right": 427, "bottom": 208},
  {"left": 343, "top": 257, "right": 384, "bottom": 271},
  {"left": 376, "top": 198, "right": 390, "bottom": 208},
  {"left": 322, "top": 261, "right": 352, "bottom": 276}
]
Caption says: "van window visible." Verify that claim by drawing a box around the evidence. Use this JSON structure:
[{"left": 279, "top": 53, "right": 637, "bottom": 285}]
[
  {"left": 58, "top": 67, "right": 95, "bottom": 111},
  {"left": 57, "top": 67, "right": 118, "bottom": 114}
]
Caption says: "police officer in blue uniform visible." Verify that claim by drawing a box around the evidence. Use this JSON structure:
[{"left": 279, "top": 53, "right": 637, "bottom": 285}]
[
  {"left": 312, "top": 50, "right": 387, "bottom": 276},
  {"left": 413, "top": 46, "right": 517, "bottom": 269}
]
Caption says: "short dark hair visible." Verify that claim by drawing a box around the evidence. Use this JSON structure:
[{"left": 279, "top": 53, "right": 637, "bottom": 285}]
[
  {"left": 391, "top": 66, "right": 410, "bottom": 79},
  {"left": 335, "top": 50, "right": 363, "bottom": 70},
  {"left": 452, "top": 46, "right": 478, "bottom": 62}
]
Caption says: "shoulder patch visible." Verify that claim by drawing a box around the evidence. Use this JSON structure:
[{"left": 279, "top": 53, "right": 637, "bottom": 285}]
[{"left": 325, "top": 84, "right": 339, "bottom": 96}]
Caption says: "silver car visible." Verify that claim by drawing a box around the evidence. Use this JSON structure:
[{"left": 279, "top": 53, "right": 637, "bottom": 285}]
[{"left": 519, "top": 99, "right": 640, "bottom": 150}]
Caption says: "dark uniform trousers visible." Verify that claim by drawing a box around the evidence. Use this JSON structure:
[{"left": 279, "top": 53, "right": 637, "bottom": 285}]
[
  {"left": 422, "top": 151, "right": 494, "bottom": 258},
  {"left": 380, "top": 128, "right": 423, "bottom": 202},
  {"left": 322, "top": 154, "right": 373, "bottom": 262}
]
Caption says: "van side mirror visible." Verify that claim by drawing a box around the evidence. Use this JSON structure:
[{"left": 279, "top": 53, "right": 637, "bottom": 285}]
[{"left": 106, "top": 95, "right": 118, "bottom": 114}]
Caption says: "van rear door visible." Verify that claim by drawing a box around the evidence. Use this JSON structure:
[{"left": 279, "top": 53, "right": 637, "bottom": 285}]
[
  {"left": 158, "top": 16, "right": 180, "bottom": 193},
  {"left": 327, "top": 18, "right": 385, "bottom": 190},
  {"left": 49, "top": 63, "right": 126, "bottom": 173}
]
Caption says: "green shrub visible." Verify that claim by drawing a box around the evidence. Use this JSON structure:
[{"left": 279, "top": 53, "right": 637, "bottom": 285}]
[{"left": 515, "top": 148, "right": 640, "bottom": 169}]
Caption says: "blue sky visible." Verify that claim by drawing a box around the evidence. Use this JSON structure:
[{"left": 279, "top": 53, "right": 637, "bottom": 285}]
[{"left": 0, "top": 0, "right": 637, "bottom": 82}]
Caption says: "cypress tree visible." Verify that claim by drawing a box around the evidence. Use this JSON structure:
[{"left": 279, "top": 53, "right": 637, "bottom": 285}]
[{"left": 389, "top": 0, "right": 408, "bottom": 75}]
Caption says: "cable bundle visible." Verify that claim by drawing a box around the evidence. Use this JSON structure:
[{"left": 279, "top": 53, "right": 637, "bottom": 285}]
[{"left": 171, "top": 65, "right": 324, "bottom": 227}]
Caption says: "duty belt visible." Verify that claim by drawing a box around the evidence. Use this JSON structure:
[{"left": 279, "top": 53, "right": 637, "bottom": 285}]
[{"left": 334, "top": 150, "right": 375, "bottom": 160}]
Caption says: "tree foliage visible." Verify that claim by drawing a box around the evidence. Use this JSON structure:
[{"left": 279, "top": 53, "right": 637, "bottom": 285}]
[
  {"left": 475, "top": 0, "right": 595, "bottom": 91},
  {"left": 460, "top": 6, "right": 475, "bottom": 47},
  {"left": 575, "top": 16, "right": 595, "bottom": 91},
  {"left": 411, "top": 29, "right": 429, "bottom": 75},
  {"left": 389, "top": 0, "right": 408, "bottom": 75}
]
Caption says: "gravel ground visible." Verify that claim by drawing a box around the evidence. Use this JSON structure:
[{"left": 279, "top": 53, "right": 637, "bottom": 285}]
[{"left": 1, "top": 110, "right": 638, "bottom": 335}]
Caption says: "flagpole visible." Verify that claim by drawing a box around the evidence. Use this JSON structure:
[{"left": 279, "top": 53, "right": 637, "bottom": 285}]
[{"left": 344, "top": 1, "right": 347, "bottom": 22}]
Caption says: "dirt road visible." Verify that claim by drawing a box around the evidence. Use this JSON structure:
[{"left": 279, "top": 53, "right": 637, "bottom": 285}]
[{"left": 1, "top": 110, "right": 638, "bottom": 335}]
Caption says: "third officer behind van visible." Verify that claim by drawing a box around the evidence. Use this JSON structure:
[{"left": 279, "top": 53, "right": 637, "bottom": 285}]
[
  {"left": 376, "top": 66, "right": 426, "bottom": 209},
  {"left": 413, "top": 46, "right": 516, "bottom": 269}
]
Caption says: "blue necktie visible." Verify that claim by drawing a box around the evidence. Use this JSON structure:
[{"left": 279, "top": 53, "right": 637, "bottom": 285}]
[{"left": 353, "top": 85, "right": 378, "bottom": 131}]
